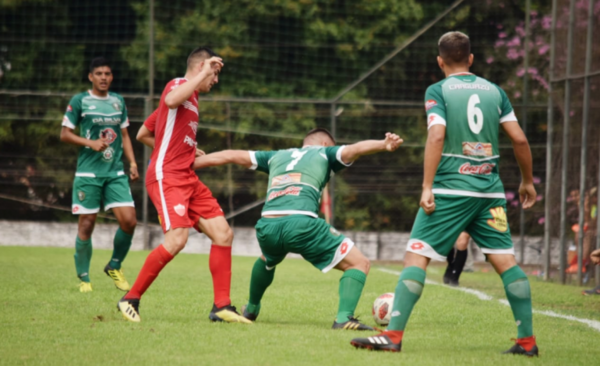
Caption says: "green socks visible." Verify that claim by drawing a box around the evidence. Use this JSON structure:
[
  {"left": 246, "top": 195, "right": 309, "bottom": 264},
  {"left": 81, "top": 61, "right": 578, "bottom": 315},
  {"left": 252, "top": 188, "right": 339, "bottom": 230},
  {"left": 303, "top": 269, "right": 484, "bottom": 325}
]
[
  {"left": 387, "top": 266, "right": 426, "bottom": 331},
  {"left": 501, "top": 265, "right": 533, "bottom": 338},
  {"left": 109, "top": 228, "right": 134, "bottom": 270},
  {"left": 336, "top": 269, "right": 367, "bottom": 323},
  {"left": 247, "top": 257, "right": 276, "bottom": 314},
  {"left": 74, "top": 237, "right": 92, "bottom": 282}
]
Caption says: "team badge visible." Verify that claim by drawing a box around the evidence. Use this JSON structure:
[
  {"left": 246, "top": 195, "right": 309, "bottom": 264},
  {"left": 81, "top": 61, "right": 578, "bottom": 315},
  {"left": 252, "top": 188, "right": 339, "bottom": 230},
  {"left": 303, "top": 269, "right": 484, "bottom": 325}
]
[
  {"left": 330, "top": 227, "right": 341, "bottom": 236},
  {"left": 112, "top": 102, "right": 121, "bottom": 111},
  {"left": 487, "top": 207, "right": 508, "bottom": 232},
  {"left": 78, "top": 191, "right": 85, "bottom": 201},
  {"left": 100, "top": 128, "right": 117, "bottom": 144},
  {"left": 102, "top": 147, "right": 114, "bottom": 161},
  {"left": 174, "top": 204, "right": 186, "bottom": 217},
  {"left": 66, "top": 105, "right": 73, "bottom": 112}
]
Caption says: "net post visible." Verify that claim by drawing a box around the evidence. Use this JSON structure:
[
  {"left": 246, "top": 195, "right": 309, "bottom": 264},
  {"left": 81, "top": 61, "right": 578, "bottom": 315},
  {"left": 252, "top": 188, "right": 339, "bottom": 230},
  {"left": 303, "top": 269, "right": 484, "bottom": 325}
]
[
  {"left": 544, "top": 0, "right": 558, "bottom": 281},
  {"left": 142, "top": 0, "right": 155, "bottom": 251},
  {"left": 330, "top": 103, "right": 336, "bottom": 227},
  {"left": 226, "top": 102, "right": 234, "bottom": 227},
  {"left": 558, "top": 0, "right": 576, "bottom": 284},
  {"left": 519, "top": 0, "right": 531, "bottom": 265}
]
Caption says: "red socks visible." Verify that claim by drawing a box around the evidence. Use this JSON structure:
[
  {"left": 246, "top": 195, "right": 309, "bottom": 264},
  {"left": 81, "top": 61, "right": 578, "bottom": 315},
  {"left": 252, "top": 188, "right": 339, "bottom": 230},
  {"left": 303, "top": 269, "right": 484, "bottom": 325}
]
[
  {"left": 517, "top": 336, "right": 537, "bottom": 352},
  {"left": 209, "top": 244, "right": 232, "bottom": 308},
  {"left": 126, "top": 244, "right": 174, "bottom": 299},
  {"left": 382, "top": 330, "right": 404, "bottom": 344}
]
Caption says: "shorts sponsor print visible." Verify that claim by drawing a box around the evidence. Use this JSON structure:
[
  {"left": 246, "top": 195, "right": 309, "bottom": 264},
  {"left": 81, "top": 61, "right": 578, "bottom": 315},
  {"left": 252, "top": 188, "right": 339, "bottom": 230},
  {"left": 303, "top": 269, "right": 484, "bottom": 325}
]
[
  {"left": 147, "top": 178, "right": 223, "bottom": 233},
  {"left": 72, "top": 175, "right": 134, "bottom": 214},
  {"left": 255, "top": 215, "right": 354, "bottom": 273},
  {"left": 406, "top": 195, "right": 514, "bottom": 261}
]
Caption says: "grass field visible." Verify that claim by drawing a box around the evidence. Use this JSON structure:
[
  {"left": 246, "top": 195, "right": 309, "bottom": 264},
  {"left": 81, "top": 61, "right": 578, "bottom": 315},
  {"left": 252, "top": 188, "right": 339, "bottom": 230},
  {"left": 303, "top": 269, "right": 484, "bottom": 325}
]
[{"left": 1, "top": 246, "right": 599, "bottom": 365}]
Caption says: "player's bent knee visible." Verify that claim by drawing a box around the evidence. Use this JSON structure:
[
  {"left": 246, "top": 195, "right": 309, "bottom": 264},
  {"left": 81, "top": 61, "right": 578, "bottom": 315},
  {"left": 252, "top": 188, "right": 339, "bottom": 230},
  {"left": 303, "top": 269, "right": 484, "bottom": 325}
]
[
  {"left": 120, "top": 217, "right": 137, "bottom": 233},
  {"left": 213, "top": 226, "right": 234, "bottom": 246}
]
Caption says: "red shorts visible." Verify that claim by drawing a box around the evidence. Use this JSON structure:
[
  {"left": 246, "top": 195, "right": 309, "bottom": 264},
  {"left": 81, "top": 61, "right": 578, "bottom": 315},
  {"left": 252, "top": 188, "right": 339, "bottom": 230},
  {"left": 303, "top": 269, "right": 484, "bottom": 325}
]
[{"left": 147, "top": 178, "right": 224, "bottom": 233}]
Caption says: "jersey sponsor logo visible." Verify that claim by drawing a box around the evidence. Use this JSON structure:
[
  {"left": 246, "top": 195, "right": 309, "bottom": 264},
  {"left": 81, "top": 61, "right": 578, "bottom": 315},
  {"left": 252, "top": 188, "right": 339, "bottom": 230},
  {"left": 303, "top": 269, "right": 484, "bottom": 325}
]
[
  {"left": 271, "top": 173, "right": 301, "bottom": 187},
  {"left": 92, "top": 117, "right": 122, "bottom": 125},
  {"left": 425, "top": 99, "right": 438, "bottom": 111},
  {"left": 88, "top": 105, "right": 96, "bottom": 110},
  {"left": 188, "top": 121, "right": 198, "bottom": 134},
  {"left": 458, "top": 162, "right": 495, "bottom": 175},
  {"left": 462, "top": 142, "right": 493, "bottom": 157},
  {"left": 183, "top": 135, "right": 197, "bottom": 147},
  {"left": 410, "top": 242, "right": 424, "bottom": 251},
  {"left": 66, "top": 105, "right": 73, "bottom": 112},
  {"left": 174, "top": 204, "right": 186, "bottom": 217},
  {"left": 487, "top": 206, "right": 508, "bottom": 232},
  {"left": 100, "top": 128, "right": 117, "bottom": 144},
  {"left": 102, "top": 147, "right": 115, "bottom": 161},
  {"left": 448, "top": 83, "right": 490, "bottom": 91},
  {"left": 267, "top": 186, "right": 302, "bottom": 201},
  {"left": 340, "top": 241, "right": 349, "bottom": 255}
]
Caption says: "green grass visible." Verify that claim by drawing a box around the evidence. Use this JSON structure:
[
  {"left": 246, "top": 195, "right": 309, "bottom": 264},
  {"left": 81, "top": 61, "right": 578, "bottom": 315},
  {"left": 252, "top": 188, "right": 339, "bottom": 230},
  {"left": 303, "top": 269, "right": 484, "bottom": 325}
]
[{"left": 1, "top": 246, "right": 599, "bottom": 365}]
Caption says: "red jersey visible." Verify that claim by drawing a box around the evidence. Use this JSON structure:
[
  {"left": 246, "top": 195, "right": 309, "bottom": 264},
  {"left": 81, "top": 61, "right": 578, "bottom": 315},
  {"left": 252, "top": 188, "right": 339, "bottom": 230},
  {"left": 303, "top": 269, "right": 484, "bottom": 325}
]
[{"left": 145, "top": 78, "right": 199, "bottom": 184}]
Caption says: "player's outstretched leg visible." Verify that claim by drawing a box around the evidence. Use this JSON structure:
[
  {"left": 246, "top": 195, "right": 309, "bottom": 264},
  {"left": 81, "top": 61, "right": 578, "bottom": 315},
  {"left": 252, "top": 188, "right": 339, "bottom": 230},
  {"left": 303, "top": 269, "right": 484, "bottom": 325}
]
[
  {"left": 332, "top": 247, "right": 374, "bottom": 331},
  {"left": 242, "top": 256, "right": 275, "bottom": 321},
  {"left": 351, "top": 253, "right": 428, "bottom": 351},
  {"left": 118, "top": 243, "right": 174, "bottom": 322},
  {"left": 489, "top": 254, "right": 538, "bottom": 357}
]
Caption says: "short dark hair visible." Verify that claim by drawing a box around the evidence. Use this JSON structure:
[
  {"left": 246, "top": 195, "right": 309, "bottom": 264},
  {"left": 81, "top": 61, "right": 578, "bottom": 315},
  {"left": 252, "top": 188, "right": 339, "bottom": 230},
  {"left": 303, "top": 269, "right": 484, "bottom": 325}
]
[
  {"left": 187, "top": 47, "right": 218, "bottom": 69},
  {"left": 438, "top": 31, "right": 470, "bottom": 66},
  {"left": 89, "top": 57, "right": 111, "bottom": 73},
  {"left": 303, "top": 128, "right": 335, "bottom": 145}
]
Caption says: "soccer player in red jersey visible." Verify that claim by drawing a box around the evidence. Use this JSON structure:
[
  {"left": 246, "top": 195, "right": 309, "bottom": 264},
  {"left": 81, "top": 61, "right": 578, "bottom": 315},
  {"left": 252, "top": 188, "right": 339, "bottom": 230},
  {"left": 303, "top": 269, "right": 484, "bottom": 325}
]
[{"left": 117, "top": 47, "right": 250, "bottom": 324}]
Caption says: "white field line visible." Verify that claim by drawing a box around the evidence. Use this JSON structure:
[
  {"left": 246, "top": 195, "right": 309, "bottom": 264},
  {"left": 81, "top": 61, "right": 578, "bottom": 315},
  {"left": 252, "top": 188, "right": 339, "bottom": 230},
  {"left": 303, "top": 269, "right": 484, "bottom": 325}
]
[{"left": 377, "top": 267, "right": 600, "bottom": 333}]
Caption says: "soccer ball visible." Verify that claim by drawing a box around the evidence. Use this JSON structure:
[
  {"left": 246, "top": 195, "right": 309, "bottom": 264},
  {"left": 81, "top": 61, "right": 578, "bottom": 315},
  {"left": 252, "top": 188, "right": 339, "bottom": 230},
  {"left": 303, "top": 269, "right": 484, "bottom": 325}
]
[{"left": 372, "top": 292, "right": 394, "bottom": 326}]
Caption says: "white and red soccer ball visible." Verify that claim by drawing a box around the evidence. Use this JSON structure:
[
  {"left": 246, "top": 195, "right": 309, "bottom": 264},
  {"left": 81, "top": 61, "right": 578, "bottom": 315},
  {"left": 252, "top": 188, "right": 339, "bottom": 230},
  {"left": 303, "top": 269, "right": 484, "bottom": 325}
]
[{"left": 372, "top": 292, "right": 394, "bottom": 326}]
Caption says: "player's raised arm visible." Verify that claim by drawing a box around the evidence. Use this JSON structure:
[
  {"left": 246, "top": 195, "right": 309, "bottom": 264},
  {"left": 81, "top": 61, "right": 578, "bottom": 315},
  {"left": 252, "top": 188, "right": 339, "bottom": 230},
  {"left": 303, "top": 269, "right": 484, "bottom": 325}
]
[
  {"left": 164, "top": 56, "right": 223, "bottom": 109},
  {"left": 193, "top": 150, "right": 253, "bottom": 170},
  {"left": 420, "top": 124, "right": 445, "bottom": 215},
  {"left": 501, "top": 121, "right": 536, "bottom": 209},
  {"left": 339, "top": 132, "right": 403, "bottom": 164}
]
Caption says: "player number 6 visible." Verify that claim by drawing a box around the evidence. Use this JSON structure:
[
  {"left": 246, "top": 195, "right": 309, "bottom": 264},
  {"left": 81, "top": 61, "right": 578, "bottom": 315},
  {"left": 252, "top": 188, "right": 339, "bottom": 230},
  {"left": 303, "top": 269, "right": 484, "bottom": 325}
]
[{"left": 467, "top": 94, "right": 483, "bottom": 134}]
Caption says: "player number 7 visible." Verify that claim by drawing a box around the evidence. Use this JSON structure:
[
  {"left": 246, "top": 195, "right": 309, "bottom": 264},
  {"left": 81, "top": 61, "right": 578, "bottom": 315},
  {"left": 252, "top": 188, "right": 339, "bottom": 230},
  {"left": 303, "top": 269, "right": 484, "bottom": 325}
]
[
  {"left": 467, "top": 94, "right": 484, "bottom": 134},
  {"left": 286, "top": 150, "right": 307, "bottom": 171}
]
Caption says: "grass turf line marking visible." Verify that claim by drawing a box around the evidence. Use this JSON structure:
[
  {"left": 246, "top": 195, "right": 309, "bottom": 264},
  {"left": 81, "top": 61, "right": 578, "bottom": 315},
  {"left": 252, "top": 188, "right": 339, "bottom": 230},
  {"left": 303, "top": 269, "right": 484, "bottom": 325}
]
[{"left": 377, "top": 267, "right": 600, "bottom": 332}]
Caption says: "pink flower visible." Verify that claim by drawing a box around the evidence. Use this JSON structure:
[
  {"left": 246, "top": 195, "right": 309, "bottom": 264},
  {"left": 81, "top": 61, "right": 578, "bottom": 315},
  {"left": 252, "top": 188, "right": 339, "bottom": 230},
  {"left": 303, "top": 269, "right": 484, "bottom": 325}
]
[
  {"left": 514, "top": 91, "right": 522, "bottom": 99},
  {"left": 486, "top": 56, "right": 494, "bottom": 64},
  {"left": 495, "top": 40, "right": 506, "bottom": 48},
  {"left": 506, "top": 191, "right": 516, "bottom": 201},
  {"left": 507, "top": 48, "right": 520, "bottom": 60},
  {"left": 499, "top": 32, "right": 507, "bottom": 39},
  {"left": 533, "top": 177, "right": 541, "bottom": 184},
  {"left": 539, "top": 45, "right": 550, "bottom": 55},
  {"left": 517, "top": 68, "right": 525, "bottom": 77},
  {"left": 538, "top": 217, "right": 545, "bottom": 225},
  {"left": 511, "top": 200, "right": 520, "bottom": 207},
  {"left": 537, "top": 195, "right": 543, "bottom": 201}
]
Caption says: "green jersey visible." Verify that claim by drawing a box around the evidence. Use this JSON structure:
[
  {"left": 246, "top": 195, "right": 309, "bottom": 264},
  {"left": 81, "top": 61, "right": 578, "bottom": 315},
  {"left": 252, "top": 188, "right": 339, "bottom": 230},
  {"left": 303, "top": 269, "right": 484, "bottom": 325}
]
[
  {"left": 249, "top": 145, "right": 351, "bottom": 217},
  {"left": 62, "top": 91, "right": 129, "bottom": 178},
  {"left": 424, "top": 73, "right": 517, "bottom": 198}
]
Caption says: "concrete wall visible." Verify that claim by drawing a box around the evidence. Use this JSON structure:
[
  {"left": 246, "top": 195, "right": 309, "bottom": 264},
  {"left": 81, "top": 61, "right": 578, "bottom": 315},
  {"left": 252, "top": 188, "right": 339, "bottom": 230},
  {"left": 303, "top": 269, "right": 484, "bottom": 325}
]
[{"left": 0, "top": 220, "right": 562, "bottom": 265}]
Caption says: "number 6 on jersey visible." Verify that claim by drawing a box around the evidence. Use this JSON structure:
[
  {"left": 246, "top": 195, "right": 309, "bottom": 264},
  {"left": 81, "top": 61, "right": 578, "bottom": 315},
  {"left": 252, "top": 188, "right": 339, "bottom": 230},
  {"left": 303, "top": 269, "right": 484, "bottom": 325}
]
[{"left": 467, "top": 94, "right": 483, "bottom": 134}]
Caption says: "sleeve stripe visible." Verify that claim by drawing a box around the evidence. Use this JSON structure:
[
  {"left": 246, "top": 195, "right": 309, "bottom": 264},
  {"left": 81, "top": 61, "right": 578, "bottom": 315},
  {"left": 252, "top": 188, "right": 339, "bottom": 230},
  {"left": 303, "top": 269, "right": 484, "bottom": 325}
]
[
  {"left": 249, "top": 151, "right": 258, "bottom": 170},
  {"left": 120, "top": 118, "right": 130, "bottom": 129},
  {"left": 62, "top": 116, "right": 76, "bottom": 129},
  {"left": 336, "top": 145, "right": 352, "bottom": 167},
  {"left": 500, "top": 110, "right": 518, "bottom": 123},
  {"left": 427, "top": 113, "right": 446, "bottom": 130}
]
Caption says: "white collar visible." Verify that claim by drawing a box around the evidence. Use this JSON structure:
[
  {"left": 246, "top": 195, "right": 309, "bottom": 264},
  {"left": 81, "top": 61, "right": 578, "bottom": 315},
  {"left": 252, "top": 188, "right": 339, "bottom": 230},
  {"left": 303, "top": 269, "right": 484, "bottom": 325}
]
[
  {"left": 88, "top": 90, "right": 109, "bottom": 100},
  {"left": 448, "top": 72, "right": 473, "bottom": 77}
]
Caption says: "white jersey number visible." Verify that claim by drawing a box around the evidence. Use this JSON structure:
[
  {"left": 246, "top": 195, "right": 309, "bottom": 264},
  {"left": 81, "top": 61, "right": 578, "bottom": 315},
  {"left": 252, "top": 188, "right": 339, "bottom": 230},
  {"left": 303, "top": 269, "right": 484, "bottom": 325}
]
[
  {"left": 286, "top": 150, "right": 307, "bottom": 171},
  {"left": 467, "top": 94, "right": 484, "bottom": 134}
]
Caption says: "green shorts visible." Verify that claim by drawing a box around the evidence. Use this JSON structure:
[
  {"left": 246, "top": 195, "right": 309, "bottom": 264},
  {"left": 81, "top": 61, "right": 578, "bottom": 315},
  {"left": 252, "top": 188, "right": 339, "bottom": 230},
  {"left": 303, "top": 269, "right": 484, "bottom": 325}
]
[
  {"left": 255, "top": 215, "right": 354, "bottom": 273},
  {"left": 72, "top": 175, "right": 134, "bottom": 215},
  {"left": 406, "top": 195, "right": 513, "bottom": 261}
]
